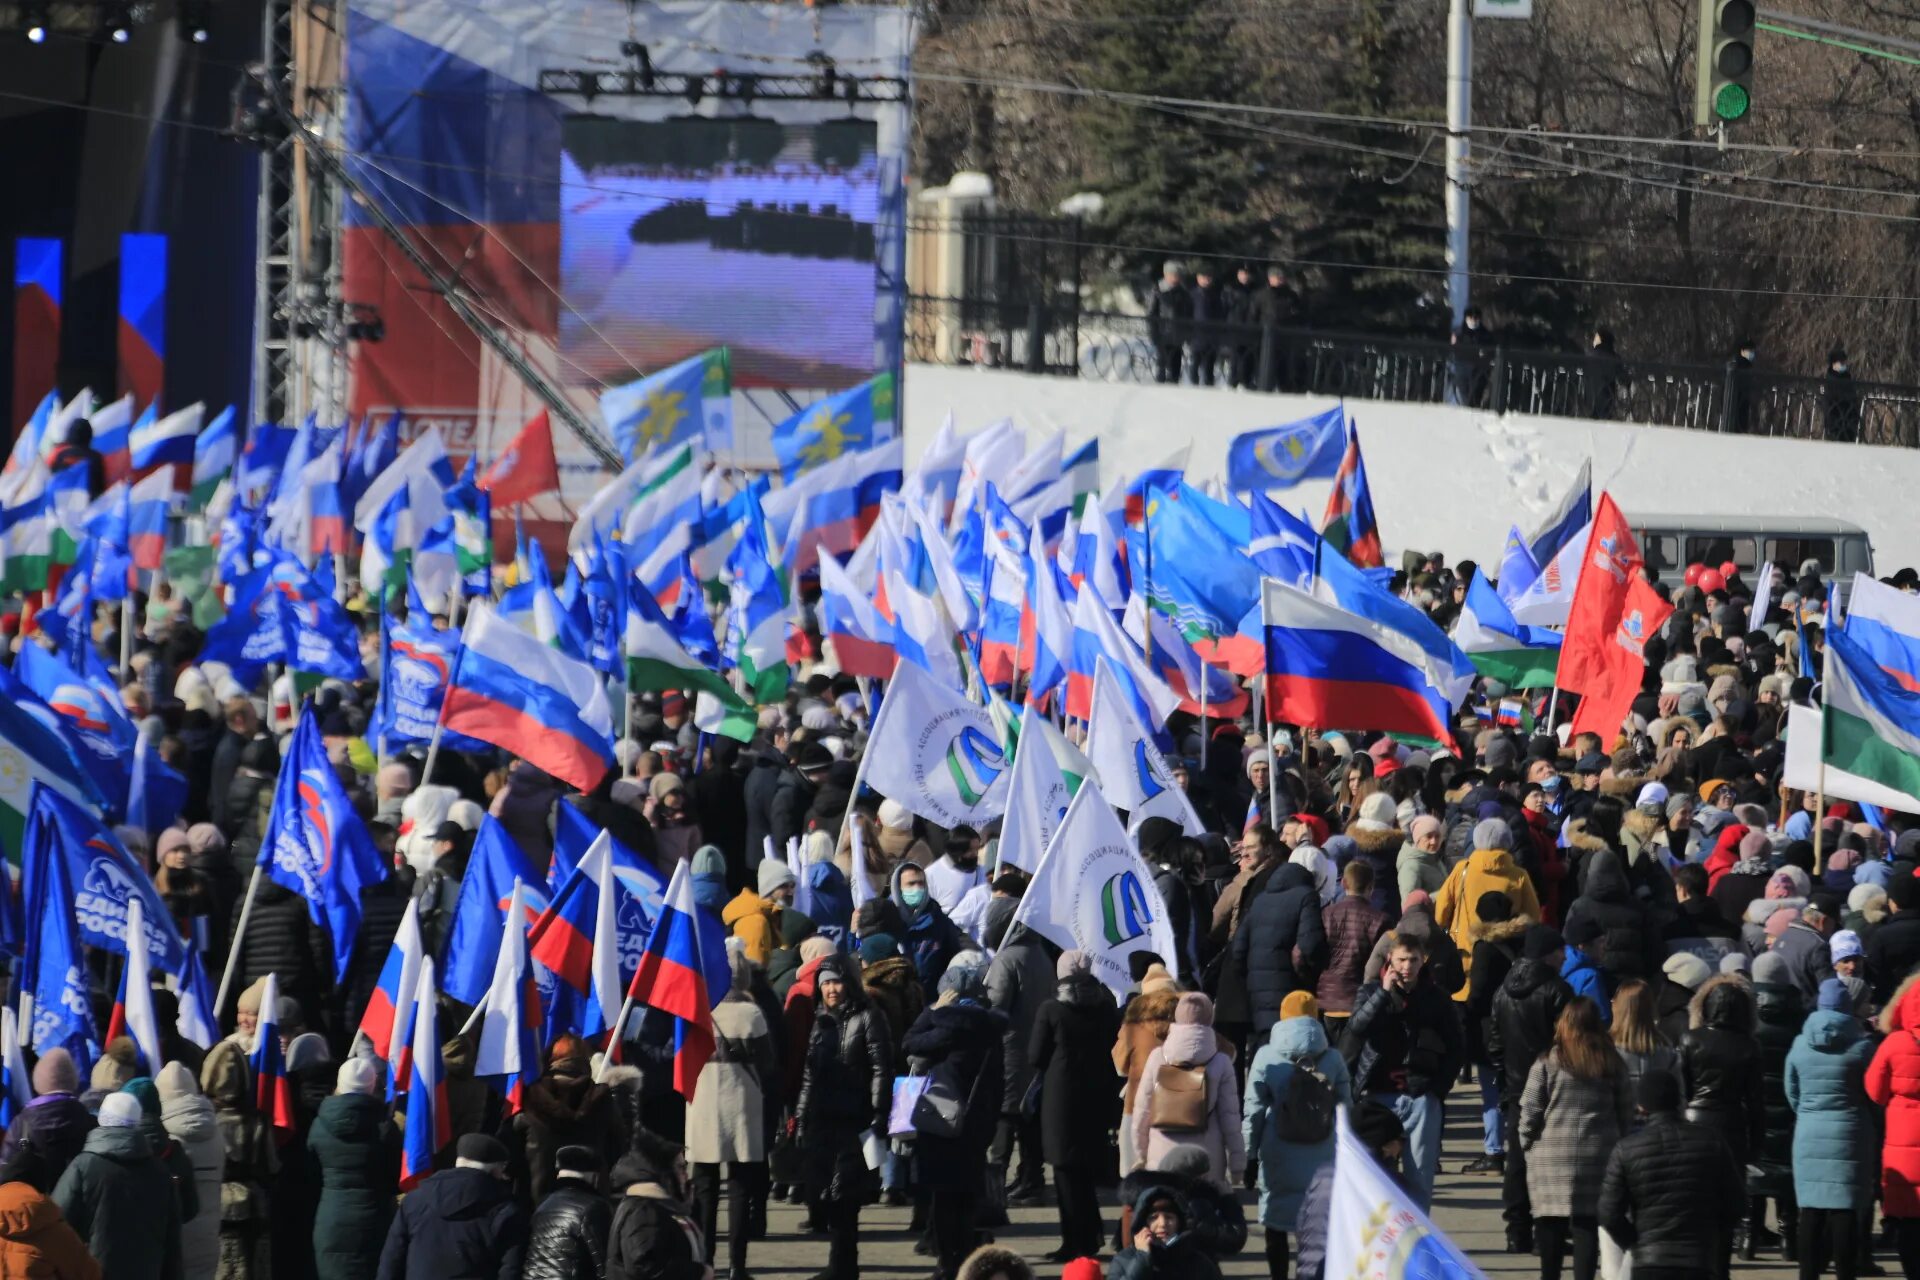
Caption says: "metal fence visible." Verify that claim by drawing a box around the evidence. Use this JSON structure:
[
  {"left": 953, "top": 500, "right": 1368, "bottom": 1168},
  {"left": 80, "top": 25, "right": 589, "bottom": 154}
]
[{"left": 904, "top": 294, "right": 1920, "bottom": 447}]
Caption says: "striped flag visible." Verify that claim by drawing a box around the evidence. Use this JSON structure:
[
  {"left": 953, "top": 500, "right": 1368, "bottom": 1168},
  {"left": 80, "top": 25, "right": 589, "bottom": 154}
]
[{"left": 398, "top": 957, "right": 450, "bottom": 1187}]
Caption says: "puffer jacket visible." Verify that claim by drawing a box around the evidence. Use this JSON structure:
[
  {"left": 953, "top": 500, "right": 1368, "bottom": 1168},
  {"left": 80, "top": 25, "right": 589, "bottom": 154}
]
[
  {"left": 1786, "top": 1008, "right": 1878, "bottom": 1210},
  {"left": 721, "top": 890, "right": 782, "bottom": 968},
  {"left": 50, "top": 1126, "right": 181, "bottom": 1280},
  {"left": 0, "top": 1096, "right": 94, "bottom": 1189},
  {"left": 0, "top": 1180, "right": 99, "bottom": 1280},
  {"left": 1750, "top": 979, "right": 1805, "bottom": 1197},
  {"left": 1231, "top": 864, "right": 1328, "bottom": 1033},
  {"left": 1489, "top": 958, "right": 1574, "bottom": 1099},
  {"left": 1464, "top": 916, "right": 1529, "bottom": 1055},
  {"left": 1395, "top": 843, "right": 1446, "bottom": 904},
  {"left": 158, "top": 1079, "right": 221, "bottom": 1280},
  {"left": 1107, "top": 1182, "right": 1226, "bottom": 1280},
  {"left": 227, "top": 878, "right": 334, "bottom": 1015},
  {"left": 309, "top": 1091, "right": 401, "bottom": 1280},
  {"left": 1131, "top": 1023, "right": 1244, "bottom": 1184},
  {"left": 1433, "top": 846, "right": 1542, "bottom": 1001},
  {"left": 899, "top": 1001, "right": 1006, "bottom": 1191},
  {"left": 1314, "top": 895, "right": 1389, "bottom": 1016},
  {"left": 1597, "top": 1113, "right": 1745, "bottom": 1270},
  {"left": 1865, "top": 971, "right": 1920, "bottom": 1215},
  {"left": 860, "top": 955, "right": 924, "bottom": 1059},
  {"left": 1678, "top": 976, "right": 1766, "bottom": 1168},
  {"left": 1339, "top": 975, "right": 1464, "bottom": 1100},
  {"left": 984, "top": 928, "right": 1055, "bottom": 1110},
  {"left": 521, "top": 1182, "right": 611, "bottom": 1280},
  {"left": 1560, "top": 848, "right": 1654, "bottom": 983},
  {"left": 1344, "top": 826, "right": 1405, "bottom": 917},
  {"left": 794, "top": 996, "right": 892, "bottom": 1202},
  {"left": 1242, "top": 1016, "right": 1351, "bottom": 1230}
]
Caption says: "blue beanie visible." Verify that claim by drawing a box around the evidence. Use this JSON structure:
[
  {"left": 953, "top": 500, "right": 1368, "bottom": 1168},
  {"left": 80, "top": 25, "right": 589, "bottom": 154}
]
[
  {"left": 859, "top": 933, "right": 900, "bottom": 963},
  {"left": 1817, "top": 977, "right": 1851, "bottom": 1012}
]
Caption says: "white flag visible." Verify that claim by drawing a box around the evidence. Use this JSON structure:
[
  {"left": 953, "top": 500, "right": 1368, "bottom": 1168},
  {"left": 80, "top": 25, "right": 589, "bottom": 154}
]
[
  {"left": 1326, "top": 1105, "right": 1489, "bottom": 1279},
  {"left": 1748, "top": 561, "right": 1777, "bottom": 633},
  {"left": 474, "top": 880, "right": 537, "bottom": 1084},
  {"left": 1085, "top": 657, "right": 1205, "bottom": 837},
  {"left": 997, "top": 705, "right": 1075, "bottom": 874},
  {"left": 861, "top": 659, "right": 1009, "bottom": 828},
  {"left": 1010, "top": 781, "right": 1179, "bottom": 998},
  {"left": 1508, "top": 522, "right": 1591, "bottom": 628}
]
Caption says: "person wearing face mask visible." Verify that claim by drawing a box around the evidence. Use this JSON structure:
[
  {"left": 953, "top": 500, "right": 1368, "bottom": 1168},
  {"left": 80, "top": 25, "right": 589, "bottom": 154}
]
[
  {"left": 924, "top": 827, "right": 986, "bottom": 916},
  {"left": 794, "top": 954, "right": 891, "bottom": 1280},
  {"left": 890, "top": 862, "right": 976, "bottom": 991},
  {"left": 1822, "top": 348, "right": 1859, "bottom": 443}
]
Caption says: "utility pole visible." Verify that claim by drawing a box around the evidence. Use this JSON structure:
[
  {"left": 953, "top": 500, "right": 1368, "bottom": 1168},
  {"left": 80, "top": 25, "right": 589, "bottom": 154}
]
[{"left": 1445, "top": 0, "right": 1473, "bottom": 326}]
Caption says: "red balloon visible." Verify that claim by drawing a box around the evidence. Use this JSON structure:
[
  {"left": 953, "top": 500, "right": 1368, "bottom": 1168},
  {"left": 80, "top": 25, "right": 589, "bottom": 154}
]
[
  {"left": 1684, "top": 564, "right": 1706, "bottom": 586},
  {"left": 1719, "top": 560, "right": 1739, "bottom": 578},
  {"left": 1699, "top": 569, "right": 1727, "bottom": 594}
]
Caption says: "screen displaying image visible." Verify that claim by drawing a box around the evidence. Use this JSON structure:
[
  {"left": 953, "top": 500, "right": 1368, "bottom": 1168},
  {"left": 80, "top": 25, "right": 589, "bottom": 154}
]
[{"left": 559, "top": 115, "right": 880, "bottom": 390}]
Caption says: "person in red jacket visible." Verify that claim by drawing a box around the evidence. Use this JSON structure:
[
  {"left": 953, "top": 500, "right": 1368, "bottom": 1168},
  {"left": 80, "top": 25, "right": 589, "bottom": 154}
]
[{"left": 1865, "top": 970, "right": 1920, "bottom": 1275}]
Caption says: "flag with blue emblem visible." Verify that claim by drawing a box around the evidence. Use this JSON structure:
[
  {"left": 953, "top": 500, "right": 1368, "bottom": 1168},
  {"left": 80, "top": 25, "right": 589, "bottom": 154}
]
[
  {"left": 771, "top": 372, "right": 894, "bottom": 480},
  {"left": 1327, "top": 1104, "right": 1489, "bottom": 1280},
  {"left": 600, "top": 349, "right": 732, "bottom": 463},
  {"left": 1225, "top": 405, "right": 1346, "bottom": 492},
  {"left": 18, "top": 787, "right": 96, "bottom": 1064},
  {"left": 259, "top": 706, "right": 390, "bottom": 982}
]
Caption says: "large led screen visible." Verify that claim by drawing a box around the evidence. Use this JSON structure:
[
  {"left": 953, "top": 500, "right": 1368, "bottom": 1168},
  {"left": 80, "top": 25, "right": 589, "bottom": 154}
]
[{"left": 559, "top": 115, "right": 880, "bottom": 389}]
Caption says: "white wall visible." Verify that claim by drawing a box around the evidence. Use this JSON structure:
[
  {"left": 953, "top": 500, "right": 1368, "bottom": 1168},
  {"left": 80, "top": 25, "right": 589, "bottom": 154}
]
[{"left": 899, "top": 363, "right": 1920, "bottom": 572}]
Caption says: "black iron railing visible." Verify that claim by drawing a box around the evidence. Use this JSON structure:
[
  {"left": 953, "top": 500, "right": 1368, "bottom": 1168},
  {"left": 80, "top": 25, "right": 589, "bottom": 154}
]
[{"left": 904, "top": 293, "right": 1920, "bottom": 446}]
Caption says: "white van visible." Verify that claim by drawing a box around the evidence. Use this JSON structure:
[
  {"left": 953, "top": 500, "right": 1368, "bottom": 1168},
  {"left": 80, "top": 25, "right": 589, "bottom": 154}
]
[{"left": 1628, "top": 514, "right": 1874, "bottom": 589}]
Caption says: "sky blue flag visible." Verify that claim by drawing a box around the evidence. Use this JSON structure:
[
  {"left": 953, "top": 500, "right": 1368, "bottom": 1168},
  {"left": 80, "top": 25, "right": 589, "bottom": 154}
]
[
  {"left": 1527, "top": 461, "right": 1592, "bottom": 569},
  {"left": 127, "top": 726, "right": 188, "bottom": 839},
  {"left": 217, "top": 490, "right": 259, "bottom": 586},
  {"left": 235, "top": 421, "right": 296, "bottom": 494},
  {"left": 0, "top": 673, "right": 110, "bottom": 819},
  {"left": 1497, "top": 524, "right": 1542, "bottom": 604},
  {"left": 19, "top": 788, "right": 95, "bottom": 1065},
  {"left": 27, "top": 785, "right": 187, "bottom": 974},
  {"left": 442, "top": 815, "right": 550, "bottom": 1007},
  {"left": 771, "top": 374, "right": 891, "bottom": 480},
  {"left": 664, "top": 554, "right": 719, "bottom": 667},
  {"left": 1140, "top": 485, "right": 1261, "bottom": 642},
  {"left": 600, "top": 350, "right": 725, "bottom": 463},
  {"left": 269, "top": 554, "right": 368, "bottom": 681},
  {"left": 12, "top": 642, "right": 135, "bottom": 817},
  {"left": 259, "top": 707, "right": 389, "bottom": 982},
  {"left": 342, "top": 410, "right": 399, "bottom": 519},
  {"left": 198, "top": 563, "right": 285, "bottom": 685},
  {"left": 1226, "top": 405, "right": 1347, "bottom": 492},
  {"left": 1246, "top": 491, "right": 1318, "bottom": 586}
]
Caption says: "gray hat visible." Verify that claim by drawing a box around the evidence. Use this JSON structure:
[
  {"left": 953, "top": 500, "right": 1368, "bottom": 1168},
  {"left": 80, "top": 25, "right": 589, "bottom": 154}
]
[{"left": 1471, "top": 818, "right": 1513, "bottom": 852}]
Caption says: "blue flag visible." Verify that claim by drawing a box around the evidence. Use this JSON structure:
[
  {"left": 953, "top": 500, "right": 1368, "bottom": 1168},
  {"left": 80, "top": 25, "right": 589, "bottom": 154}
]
[
  {"left": 373, "top": 608, "right": 489, "bottom": 755},
  {"left": 1140, "top": 484, "right": 1261, "bottom": 642},
  {"left": 1246, "top": 492, "right": 1318, "bottom": 586},
  {"left": 259, "top": 707, "right": 390, "bottom": 981},
  {"left": 19, "top": 789, "right": 95, "bottom": 1064},
  {"left": 442, "top": 816, "right": 550, "bottom": 1007},
  {"left": 126, "top": 726, "right": 189, "bottom": 839},
  {"left": 771, "top": 373, "right": 893, "bottom": 480},
  {"left": 1225, "top": 406, "right": 1346, "bottom": 492},
  {"left": 26, "top": 785, "right": 187, "bottom": 975},
  {"left": 11, "top": 643, "right": 136, "bottom": 817}
]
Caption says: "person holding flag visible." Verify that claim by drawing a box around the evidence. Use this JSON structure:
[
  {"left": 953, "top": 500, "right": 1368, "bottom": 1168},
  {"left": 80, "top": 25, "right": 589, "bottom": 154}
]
[{"left": 793, "top": 951, "right": 892, "bottom": 1280}]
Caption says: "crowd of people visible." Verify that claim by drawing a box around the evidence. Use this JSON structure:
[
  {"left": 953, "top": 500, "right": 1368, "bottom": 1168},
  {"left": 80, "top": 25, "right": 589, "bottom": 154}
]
[{"left": 6, "top": 452, "right": 1920, "bottom": 1280}]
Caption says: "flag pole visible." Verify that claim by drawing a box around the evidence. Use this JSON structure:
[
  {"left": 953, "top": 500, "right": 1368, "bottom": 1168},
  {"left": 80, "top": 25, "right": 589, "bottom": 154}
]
[
  {"left": 834, "top": 662, "right": 894, "bottom": 871},
  {"left": 1142, "top": 486, "right": 1156, "bottom": 673},
  {"left": 1814, "top": 633, "right": 1828, "bottom": 875},
  {"left": 213, "top": 863, "right": 265, "bottom": 1019},
  {"left": 596, "top": 990, "right": 639, "bottom": 1083},
  {"left": 1259, "top": 590, "right": 1280, "bottom": 826},
  {"left": 1545, "top": 685, "right": 1560, "bottom": 733}
]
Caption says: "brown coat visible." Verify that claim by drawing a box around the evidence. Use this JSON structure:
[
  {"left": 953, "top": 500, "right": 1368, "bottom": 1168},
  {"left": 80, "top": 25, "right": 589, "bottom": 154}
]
[
  {"left": 0, "top": 1181, "right": 100, "bottom": 1280},
  {"left": 1315, "top": 896, "right": 1391, "bottom": 1014},
  {"left": 1111, "top": 988, "right": 1178, "bottom": 1116}
]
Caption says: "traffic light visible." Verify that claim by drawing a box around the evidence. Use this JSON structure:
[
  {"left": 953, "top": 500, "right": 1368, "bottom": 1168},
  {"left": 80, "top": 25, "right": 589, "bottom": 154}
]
[{"left": 1696, "top": 0, "right": 1756, "bottom": 126}]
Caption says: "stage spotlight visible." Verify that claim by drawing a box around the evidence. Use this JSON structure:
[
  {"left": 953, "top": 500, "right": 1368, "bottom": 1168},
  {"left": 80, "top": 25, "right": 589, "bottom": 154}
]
[
  {"left": 106, "top": 5, "right": 133, "bottom": 42},
  {"left": 22, "top": 2, "right": 48, "bottom": 43},
  {"left": 177, "top": 0, "right": 210, "bottom": 42}
]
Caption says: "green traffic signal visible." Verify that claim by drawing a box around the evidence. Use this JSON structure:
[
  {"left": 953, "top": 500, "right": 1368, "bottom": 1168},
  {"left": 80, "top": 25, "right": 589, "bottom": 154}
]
[{"left": 1713, "top": 82, "right": 1750, "bottom": 121}]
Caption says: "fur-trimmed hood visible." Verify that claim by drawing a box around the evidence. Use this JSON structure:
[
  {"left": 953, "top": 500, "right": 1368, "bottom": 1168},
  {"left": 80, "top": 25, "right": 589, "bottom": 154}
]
[
  {"left": 1601, "top": 770, "right": 1651, "bottom": 799},
  {"left": 1347, "top": 826, "right": 1406, "bottom": 860},
  {"left": 1562, "top": 819, "right": 1610, "bottom": 855},
  {"left": 1689, "top": 973, "right": 1757, "bottom": 1031},
  {"left": 1744, "top": 896, "right": 1807, "bottom": 926},
  {"left": 1881, "top": 970, "right": 1920, "bottom": 1034},
  {"left": 1124, "top": 987, "right": 1181, "bottom": 1026},
  {"left": 1469, "top": 915, "right": 1531, "bottom": 945},
  {"left": 958, "top": 1247, "right": 1037, "bottom": 1280},
  {"left": 1622, "top": 810, "right": 1665, "bottom": 846}
]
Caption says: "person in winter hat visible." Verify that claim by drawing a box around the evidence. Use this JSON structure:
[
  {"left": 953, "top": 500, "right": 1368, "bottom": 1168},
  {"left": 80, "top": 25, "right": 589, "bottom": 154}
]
[
  {"left": 119, "top": 1078, "right": 200, "bottom": 1226},
  {"left": 1107, "top": 1180, "right": 1225, "bottom": 1280},
  {"left": 1032, "top": 951, "right": 1124, "bottom": 1260},
  {"left": 1399, "top": 815, "right": 1447, "bottom": 901},
  {"left": 0, "top": 1050, "right": 93, "bottom": 1190},
  {"left": 687, "top": 945, "right": 774, "bottom": 1279},
  {"left": 1747, "top": 951, "right": 1806, "bottom": 1259},
  {"left": 309, "top": 1058, "right": 400, "bottom": 1280},
  {"left": 1434, "top": 819, "right": 1540, "bottom": 1005},
  {"left": 1558, "top": 915, "right": 1611, "bottom": 1024},
  {"left": 1130, "top": 994, "right": 1244, "bottom": 1188},
  {"left": 155, "top": 1061, "right": 221, "bottom": 1280},
  {"left": 51, "top": 1092, "right": 183, "bottom": 1280},
  {"left": 689, "top": 845, "right": 730, "bottom": 918},
  {"left": 377, "top": 1133, "right": 527, "bottom": 1280},
  {"left": 725, "top": 859, "right": 795, "bottom": 967},
  {"left": 523, "top": 1146, "right": 611, "bottom": 1280},
  {"left": 1785, "top": 978, "right": 1878, "bottom": 1280},
  {"left": 1597, "top": 1070, "right": 1745, "bottom": 1280},
  {"left": 1242, "top": 986, "right": 1351, "bottom": 1280}
]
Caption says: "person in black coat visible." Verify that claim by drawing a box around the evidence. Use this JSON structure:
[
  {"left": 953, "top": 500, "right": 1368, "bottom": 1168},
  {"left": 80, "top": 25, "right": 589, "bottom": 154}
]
[
  {"left": 1821, "top": 348, "right": 1859, "bottom": 442},
  {"left": 1867, "top": 873, "right": 1920, "bottom": 1002},
  {"left": 1139, "top": 820, "right": 1206, "bottom": 978},
  {"left": 900, "top": 968, "right": 1006, "bottom": 1280},
  {"left": 1030, "top": 950, "right": 1124, "bottom": 1260},
  {"left": 607, "top": 1133, "right": 708, "bottom": 1280},
  {"left": 1231, "top": 862, "right": 1328, "bottom": 1044},
  {"left": 376, "top": 1134, "right": 528, "bottom": 1280},
  {"left": 1598, "top": 1071, "right": 1744, "bottom": 1280},
  {"left": 1146, "top": 263, "right": 1193, "bottom": 384},
  {"left": 1225, "top": 265, "right": 1259, "bottom": 389},
  {"left": 795, "top": 952, "right": 891, "bottom": 1280},
  {"left": 344, "top": 867, "right": 415, "bottom": 1031},
  {"left": 522, "top": 1146, "right": 610, "bottom": 1280},
  {"left": 689, "top": 738, "right": 750, "bottom": 884},
  {"left": 1188, "top": 267, "right": 1228, "bottom": 387},
  {"left": 740, "top": 735, "right": 791, "bottom": 883},
  {"left": 1109, "top": 1180, "right": 1226, "bottom": 1280},
  {"left": 1677, "top": 975, "right": 1765, "bottom": 1273},
  {"left": 227, "top": 878, "right": 334, "bottom": 1031},
  {"left": 1561, "top": 848, "right": 1655, "bottom": 984},
  {"left": 1488, "top": 925, "right": 1574, "bottom": 1253}
]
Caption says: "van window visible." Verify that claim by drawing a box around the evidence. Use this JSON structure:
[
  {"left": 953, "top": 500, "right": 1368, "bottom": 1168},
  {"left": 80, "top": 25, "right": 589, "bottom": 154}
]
[
  {"left": 1641, "top": 534, "right": 1680, "bottom": 574},
  {"left": 1684, "top": 535, "right": 1756, "bottom": 571},
  {"left": 1837, "top": 537, "right": 1871, "bottom": 577},
  {"left": 1764, "top": 538, "right": 1835, "bottom": 575}
]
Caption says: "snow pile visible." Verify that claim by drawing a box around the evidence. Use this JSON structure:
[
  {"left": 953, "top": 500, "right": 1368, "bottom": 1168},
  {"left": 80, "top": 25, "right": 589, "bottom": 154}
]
[{"left": 900, "top": 363, "right": 1920, "bottom": 571}]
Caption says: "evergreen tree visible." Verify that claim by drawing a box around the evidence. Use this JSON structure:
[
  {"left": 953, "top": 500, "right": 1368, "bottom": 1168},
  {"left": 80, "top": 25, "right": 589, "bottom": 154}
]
[
  {"left": 1073, "top": 0, "right": 1264, "bottom": 273},
  {"left": 1285, "top": 0, "right": 1446, "bottom": 336}
]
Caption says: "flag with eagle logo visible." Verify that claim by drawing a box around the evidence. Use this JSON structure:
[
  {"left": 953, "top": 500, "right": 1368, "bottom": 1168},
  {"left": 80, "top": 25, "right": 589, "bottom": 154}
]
[
  {"left": 1009, "top": 778, "right": 1179, "bottom": 998},
  {"left": 259, "top": 705, "right": 389, "bottom": 981}
]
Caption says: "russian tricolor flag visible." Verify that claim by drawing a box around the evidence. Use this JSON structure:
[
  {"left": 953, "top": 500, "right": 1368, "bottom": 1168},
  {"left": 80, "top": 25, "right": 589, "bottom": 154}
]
[
  {"left": 780, "top": 439, "right": 903, "bottom": 577},
  {"left": 1261, "top": 579, "right": 1457, "bottom": 748},
  {"left": 528, "top": 831, "right": 634, "bottom": 1043},
  {"left": 1025, "top": 522, "right": 1075, "bottom": 707},
  {"left": 1066, "top": 580, "right": 1181, "bottom": 727},
  {"left": 129, "top": 402, "right": 202, "bottom": 474},
  {"left": 1841, "top": 573, "right": 1920, "bottom": 693},
  {"left": 622, "top": 862, "right": 729, "bottom": 1099},
  {"left": 248, "top": 972, "right": 298, "bottom": 1143},
  {"left": 104, "top": 895, "right": 164, "bottom": 1074},
  {"left": 980, "top": 537, "right": 1029, "bottom": 688},
  {"left": 128, "top": 469, "right": 173, "bottom": 570},
  {"left": 399, "top": 957, "right": 450, "bottom": 1188},
  {"left": 818, "top": 551, "right": 896, "bottom": 679},
  {"left": 473, "top": 880, "right": 543, "bottom": 1114},
  {"left": 442, "top": 603, "right": 616, "bottom": 793},
  {"left": 357, "top": 897, "right": 425, "bottom": 1091}
]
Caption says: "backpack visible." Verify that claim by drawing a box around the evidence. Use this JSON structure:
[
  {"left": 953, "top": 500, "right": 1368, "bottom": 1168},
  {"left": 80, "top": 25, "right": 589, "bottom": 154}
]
[
  {"left": 1149, "top": 1060, "right": 1210, "bottom": 1132},
  {"left": 1274, "top": 1052, "right": 1337, "bottom": 1144}
]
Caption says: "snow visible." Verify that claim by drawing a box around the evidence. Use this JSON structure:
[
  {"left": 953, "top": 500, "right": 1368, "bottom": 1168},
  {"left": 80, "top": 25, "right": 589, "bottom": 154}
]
[{"left": 899, "top": 362, "right": 1920, "bottom": 572}]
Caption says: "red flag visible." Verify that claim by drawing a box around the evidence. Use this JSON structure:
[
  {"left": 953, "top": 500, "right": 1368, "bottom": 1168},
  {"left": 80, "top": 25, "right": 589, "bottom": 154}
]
[
  {"left": 1569, "top": 574, "right": 1674, "bottom": 741},
  {"left": 1554, "top": 492, "right": 1641, "bottom": 695},
  {"left": 478, "top": 410, "right": 560, "bottom": 507}
]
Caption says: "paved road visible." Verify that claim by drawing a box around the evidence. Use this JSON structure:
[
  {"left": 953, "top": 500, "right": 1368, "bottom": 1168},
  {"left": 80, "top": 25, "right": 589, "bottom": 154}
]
[{"left": 744, "top": 1106, "right": 1834, "bottom": 1278}]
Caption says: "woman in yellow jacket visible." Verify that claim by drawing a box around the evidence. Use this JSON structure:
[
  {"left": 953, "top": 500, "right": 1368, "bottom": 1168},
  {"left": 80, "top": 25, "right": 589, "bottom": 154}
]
[{"left": 1433, "top": 816, "right": 1541, "bottom": 1002}]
